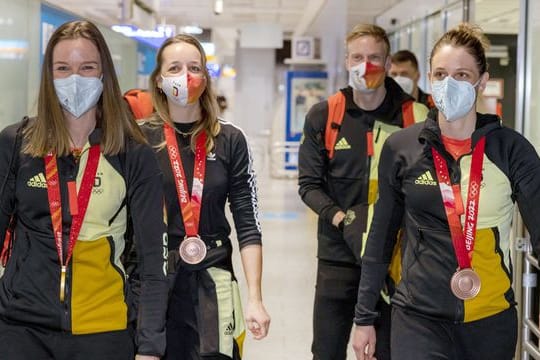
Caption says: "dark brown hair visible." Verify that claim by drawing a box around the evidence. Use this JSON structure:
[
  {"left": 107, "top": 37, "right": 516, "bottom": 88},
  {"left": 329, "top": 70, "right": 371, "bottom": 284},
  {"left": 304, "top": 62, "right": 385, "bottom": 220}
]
[
  {"left": 430, "top": 23, "right": 490, "bottom": 74},
  {"left": 25, "top": 20, "right": 145, "bottom": 157},
  {"left": 391, "top": 50, "right": 419, "bottom": 70}
]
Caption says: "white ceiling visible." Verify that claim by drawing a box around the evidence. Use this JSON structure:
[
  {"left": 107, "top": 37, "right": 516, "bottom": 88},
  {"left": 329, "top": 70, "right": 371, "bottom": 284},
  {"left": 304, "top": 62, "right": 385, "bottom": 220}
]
[
  {"left": 44, "top": 0, "right": 401, "bottom": 36},
  {"left": 474, "top": 0, "right": 520, "bottom": 34},
  {"left": 43, "top": 0, "right": 521, "bottom": 58}
]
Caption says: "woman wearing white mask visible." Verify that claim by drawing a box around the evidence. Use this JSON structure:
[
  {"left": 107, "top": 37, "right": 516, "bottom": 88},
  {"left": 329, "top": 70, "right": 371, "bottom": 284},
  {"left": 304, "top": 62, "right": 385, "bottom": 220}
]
[
  {"left": 140, "top": 34, "right": 270, "bottom": 360},
  {"left": 352, "top": 23, "right": 540, "bottom": 360},
  {"left": 0, "top": 20, "right": 168, "bottom": 360}
]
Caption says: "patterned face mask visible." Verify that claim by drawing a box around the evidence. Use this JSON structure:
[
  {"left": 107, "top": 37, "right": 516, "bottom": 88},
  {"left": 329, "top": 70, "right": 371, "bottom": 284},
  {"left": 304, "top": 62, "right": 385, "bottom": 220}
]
[
  {"left": 348, "top": 61, "right": 386, "bottom": 93},
  {"left": 161, "top": 73, "right": 206, "bottom": 106}
]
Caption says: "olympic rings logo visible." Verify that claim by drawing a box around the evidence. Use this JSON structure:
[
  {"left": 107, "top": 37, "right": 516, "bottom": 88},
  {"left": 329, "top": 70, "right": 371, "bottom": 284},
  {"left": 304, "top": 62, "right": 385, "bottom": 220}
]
[
  {"left": 168, "top": 145, "right": 178, "bottom": 159},
  {"left": 470, "top": 181, "right": 480, "bottom": 196}
]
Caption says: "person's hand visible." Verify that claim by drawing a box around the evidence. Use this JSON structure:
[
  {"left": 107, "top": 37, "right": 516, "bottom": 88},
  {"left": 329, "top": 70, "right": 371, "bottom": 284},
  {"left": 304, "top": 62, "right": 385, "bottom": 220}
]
[
  {"left": 245, "top": 299, "right": 271, "bottom": 340},
  {"left": 352, "top": 325, "right": 377, "bottom": 360},
  {"left": 135, "top": 355, "right": 160, "bottom": 360},
  {"left": 332, "top": 210, "right": 346, "bottom": 228}
]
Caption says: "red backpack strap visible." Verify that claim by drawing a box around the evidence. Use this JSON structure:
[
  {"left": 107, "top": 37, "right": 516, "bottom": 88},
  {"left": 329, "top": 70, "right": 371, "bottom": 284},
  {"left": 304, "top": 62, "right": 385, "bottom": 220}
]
[
  {"left": 427, "top": 94, "right": 435, "bottom": 109},
  {"left": 401, "top": 100, "right": 415, "bottom": 128},
  {"left": 325, "top": 92, "right": 346, "bottom": 159},
  {"left": 124, "top": 89, "right": 154, "bottom": 120}
]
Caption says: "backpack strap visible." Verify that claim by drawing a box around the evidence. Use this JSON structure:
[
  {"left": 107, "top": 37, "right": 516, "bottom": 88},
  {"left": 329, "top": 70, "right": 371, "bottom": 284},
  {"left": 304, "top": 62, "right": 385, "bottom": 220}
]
[
  {"left": 124, "top": 89, "right": 153, "bottom": 120},
  {"left": 427, "top": 94, "right": 435, "bottom": 109},
  {"left": 401, "top": 100, "right": 415, "bottom": 128},
  {"left": 325, "top": 92, "right": 346, "bottom": 159},
  {"left": 1, "top": 117, "right": 29, "bottom": 266}
]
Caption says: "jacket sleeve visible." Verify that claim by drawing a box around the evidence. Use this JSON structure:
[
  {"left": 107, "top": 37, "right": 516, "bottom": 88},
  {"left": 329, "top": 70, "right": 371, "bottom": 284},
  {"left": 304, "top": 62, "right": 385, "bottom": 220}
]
[
  {"left": 298, "top": 102, "right": 342, "bottom": 223},
  {"left": 0, "top": 124, "right": 20, "bottom": 244},
  {"left": 508, "top": 133, "right": 540, "bottom": 256},
  {"left": 126, "top": 142, "right": 168, "bottom": 356},
  {"left": 354, "top": 137, "right": 404, "bottom": 325},
  {"left": 228, "top": 129, "right": 262, "bottom": 249}
]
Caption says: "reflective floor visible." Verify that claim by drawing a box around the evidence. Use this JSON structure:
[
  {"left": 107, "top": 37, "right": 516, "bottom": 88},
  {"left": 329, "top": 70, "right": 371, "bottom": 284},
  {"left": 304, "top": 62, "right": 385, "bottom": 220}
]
[{"left": 231, "top": 160, "right": 356, "bottom": 359}]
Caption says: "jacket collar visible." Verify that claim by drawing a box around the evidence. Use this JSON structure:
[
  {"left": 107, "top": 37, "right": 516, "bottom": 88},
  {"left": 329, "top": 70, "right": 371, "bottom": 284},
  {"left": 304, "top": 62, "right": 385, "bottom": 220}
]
[
  {"left": 341, "top": 77, "right": 415, "bottom": 125},
  {"left": 419, "top": 109, "right": 502, "bottom": 151}
]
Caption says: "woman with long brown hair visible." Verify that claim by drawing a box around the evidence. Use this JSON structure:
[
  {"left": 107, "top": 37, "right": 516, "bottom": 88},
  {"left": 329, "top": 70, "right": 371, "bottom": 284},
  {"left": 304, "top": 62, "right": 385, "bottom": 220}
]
[
  {"left": 141, "top": 34, "right": 270, "bottom": 359},
  {"left": 0, "top": 20, "right": 168, "bottom": 359}
]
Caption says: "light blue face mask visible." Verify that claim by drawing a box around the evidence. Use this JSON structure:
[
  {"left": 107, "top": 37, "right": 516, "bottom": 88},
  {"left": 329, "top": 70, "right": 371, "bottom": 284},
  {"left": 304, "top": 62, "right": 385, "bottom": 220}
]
[
  {"left": 431, "top": 76, "right": 480, "bottom": 122},
  {"left": 54, "top": 74, "right": 103, "bottom": 118}
]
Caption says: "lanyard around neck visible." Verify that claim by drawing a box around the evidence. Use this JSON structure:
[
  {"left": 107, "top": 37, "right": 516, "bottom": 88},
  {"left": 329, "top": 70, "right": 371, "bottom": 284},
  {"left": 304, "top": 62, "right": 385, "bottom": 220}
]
[
  {"left": 431, "top": 136, "right": 485, "bottom": 269},
  {"left": 45, "top": 144, "right": 100, "bottom": 302},
  {"left": 163, "top": 123, "right": 207, "bottom": 237}
]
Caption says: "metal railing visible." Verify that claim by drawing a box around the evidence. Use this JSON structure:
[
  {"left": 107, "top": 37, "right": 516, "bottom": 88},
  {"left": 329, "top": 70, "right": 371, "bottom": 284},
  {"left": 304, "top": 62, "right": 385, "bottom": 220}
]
[
  {"left": 270, "top": 141, "right": 299, "bottom": 179},
  {"left": 520, "top": 231, "right": 540, "bottom": 360}
]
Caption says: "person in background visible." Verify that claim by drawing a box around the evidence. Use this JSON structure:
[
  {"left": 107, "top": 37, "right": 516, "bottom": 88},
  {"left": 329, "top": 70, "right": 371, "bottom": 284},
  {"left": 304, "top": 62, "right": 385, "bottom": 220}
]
[
  {"left": 217, "top": 94, "right": 228, "bottom": 117},
  {"left": 142, "top": 33, "right": 271, "bottom": 360},
  {"left": 298, "top": 23, "right": 428, "bottom": 360},
  {"left": 389, "top": 49, "right": 435, "bottom": 109},
  {"left": 0, "top": 20, "right": 168, "bottom": 360},
  {"left": 352, "top": 23, "right": 540, "bottom": 360}
]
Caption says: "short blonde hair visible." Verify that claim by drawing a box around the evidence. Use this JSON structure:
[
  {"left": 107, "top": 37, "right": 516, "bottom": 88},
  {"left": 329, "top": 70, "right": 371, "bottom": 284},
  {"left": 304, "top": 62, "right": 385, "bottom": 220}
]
[{"left": 346, "top": 24, "right": 391, "bottom": 56}]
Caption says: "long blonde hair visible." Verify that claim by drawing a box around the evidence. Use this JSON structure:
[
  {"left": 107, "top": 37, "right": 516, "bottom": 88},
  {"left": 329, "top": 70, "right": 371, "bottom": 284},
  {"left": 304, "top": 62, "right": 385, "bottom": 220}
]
[
  {"left": 148, "top": 34, "right": 220, "bottom": 153},
  {"left": 24, "top": 20, "right": 145, "bottom": 157}
]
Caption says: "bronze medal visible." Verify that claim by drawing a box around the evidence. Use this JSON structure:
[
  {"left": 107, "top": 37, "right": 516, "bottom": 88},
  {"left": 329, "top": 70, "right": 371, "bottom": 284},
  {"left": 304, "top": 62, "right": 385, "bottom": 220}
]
[
  {"left": 450, "top": 268, "right": 481, "bottom": 300},
  {"left": 179, "top": 236, "right": 207, "bottom": 264}
]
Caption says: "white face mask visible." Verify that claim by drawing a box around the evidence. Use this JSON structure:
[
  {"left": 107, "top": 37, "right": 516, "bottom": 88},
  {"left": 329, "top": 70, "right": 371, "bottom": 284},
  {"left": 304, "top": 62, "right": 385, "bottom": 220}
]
[
  {"left": 431, "top": 76, "right": 480, "bottom": 122},
  {"left": 393, "top": 75, "right": 414, "bottom": 95},
  {"left": 54, "top": 74, "right": 103, "bottom": 118},
  {"left": 161, "top": 73, "right": 188, "bottom": 106}
]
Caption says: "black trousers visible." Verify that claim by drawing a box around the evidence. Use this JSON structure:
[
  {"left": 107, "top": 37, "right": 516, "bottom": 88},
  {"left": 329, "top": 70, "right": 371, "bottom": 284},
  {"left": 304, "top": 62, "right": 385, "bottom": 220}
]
[
  {"left": 164, "top": 267, "right": 241, "bottom": 360},
  {"left": 391, "top": 306, "right": 517, "bottom": 360},
  {"left": 312, "top": 260, "right": 391, "bottom": 360},
  {"left": 0, "top": 318, "right": 134, "bottom": 360}
]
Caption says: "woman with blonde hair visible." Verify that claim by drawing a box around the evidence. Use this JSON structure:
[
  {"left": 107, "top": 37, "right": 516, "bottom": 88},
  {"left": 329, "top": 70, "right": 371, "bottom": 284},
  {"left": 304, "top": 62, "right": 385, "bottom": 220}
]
[
  {"left": 142, "top": 34, "right": 270, "bottom": 360},
  {"left": 352, "top": 23, "right": 540, "bottom": 360},
  {"left": 0, "top": 20, "right": 168, "bottom": 359}
]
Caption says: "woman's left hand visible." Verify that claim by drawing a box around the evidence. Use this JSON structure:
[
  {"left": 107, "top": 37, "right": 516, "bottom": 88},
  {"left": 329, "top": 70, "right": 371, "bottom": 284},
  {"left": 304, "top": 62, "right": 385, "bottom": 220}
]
[
  {"left": 245, "top": 300, "right": 271, "bottom": 340},
  {"left": 135, "top": 355, "right": 160, "bottom": 360}
]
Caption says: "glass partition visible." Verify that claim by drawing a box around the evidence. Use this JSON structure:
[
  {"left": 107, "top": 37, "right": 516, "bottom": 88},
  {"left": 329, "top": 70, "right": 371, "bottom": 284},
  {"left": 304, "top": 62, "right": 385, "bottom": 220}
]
[
  {"left": 0, "top": 0, "right": 40, "bottom": 127},
  {"left": 523, "top": 0, "right": 540, "bottom": 151}
]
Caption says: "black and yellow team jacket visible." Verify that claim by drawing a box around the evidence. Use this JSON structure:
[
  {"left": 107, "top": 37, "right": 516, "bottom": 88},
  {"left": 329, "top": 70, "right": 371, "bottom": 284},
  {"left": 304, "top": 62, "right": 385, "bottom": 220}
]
[
  {"left": 355, "top": 110, "right": 540, "bottom": 325},
  {"left": 298, "top": 78, "right": 428, "bottom": 265},
  {"left": 0, "top": 121, "right": 168, "bottom": 356}
]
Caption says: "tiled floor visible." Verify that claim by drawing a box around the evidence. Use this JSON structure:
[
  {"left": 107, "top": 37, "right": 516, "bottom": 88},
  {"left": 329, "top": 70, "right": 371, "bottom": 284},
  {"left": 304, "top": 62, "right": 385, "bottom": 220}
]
[{"left": 231, "top": 164, "right": 356, "bottom": 359}]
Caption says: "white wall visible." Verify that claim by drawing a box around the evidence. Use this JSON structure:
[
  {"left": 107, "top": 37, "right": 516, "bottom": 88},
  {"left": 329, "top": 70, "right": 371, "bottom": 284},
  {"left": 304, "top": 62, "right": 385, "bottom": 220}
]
[
  {"left": 233, "top": 47, "right": 275, "bottom": 137},
  {"left": 308, "top": 0, "right": 348, "bottom": 93}
]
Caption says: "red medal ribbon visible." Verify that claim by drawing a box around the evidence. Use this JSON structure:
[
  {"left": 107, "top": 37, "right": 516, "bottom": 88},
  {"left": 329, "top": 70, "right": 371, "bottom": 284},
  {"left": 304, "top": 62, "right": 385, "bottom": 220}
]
[
  {"left": 45, "top": 144, "right": 100, "bottom": 302},
  {"left": 431, "top": 137, "right": 485, "bottom": 269},
  {"left": 366, "top": 131, "right": 374, "bottom": 157},
  {"left": 164, "top": 123, "right": 207, "bottom": 237}
]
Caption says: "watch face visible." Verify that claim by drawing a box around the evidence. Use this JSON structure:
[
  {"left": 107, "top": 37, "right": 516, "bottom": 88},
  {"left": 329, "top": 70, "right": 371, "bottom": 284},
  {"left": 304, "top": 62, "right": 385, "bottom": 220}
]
[{"left": 296, "top": 40, "right": 311, "bottom": 56}]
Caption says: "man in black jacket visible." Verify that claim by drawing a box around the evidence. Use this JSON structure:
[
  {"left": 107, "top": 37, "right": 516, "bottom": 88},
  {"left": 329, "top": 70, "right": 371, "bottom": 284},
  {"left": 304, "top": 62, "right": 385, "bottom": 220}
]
[{"left": 298, "top": 23, "right": 428, "bottom": 360}]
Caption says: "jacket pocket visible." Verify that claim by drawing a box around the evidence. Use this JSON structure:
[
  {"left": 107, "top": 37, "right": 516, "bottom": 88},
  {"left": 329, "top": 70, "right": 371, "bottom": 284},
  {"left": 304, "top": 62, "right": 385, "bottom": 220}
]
[
  {"left": 402, "top": 227, "right": 460, "bottom": 319},
  {"left": 2, "top": 230, "right": 31, "bottom": 299}
]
